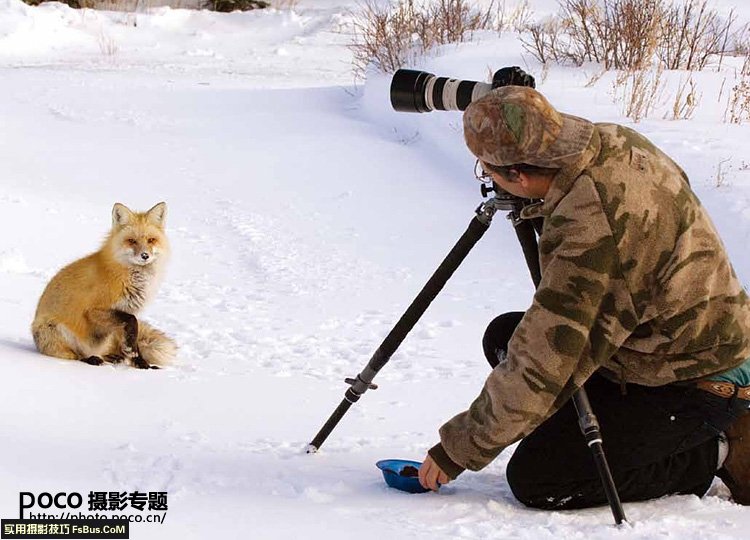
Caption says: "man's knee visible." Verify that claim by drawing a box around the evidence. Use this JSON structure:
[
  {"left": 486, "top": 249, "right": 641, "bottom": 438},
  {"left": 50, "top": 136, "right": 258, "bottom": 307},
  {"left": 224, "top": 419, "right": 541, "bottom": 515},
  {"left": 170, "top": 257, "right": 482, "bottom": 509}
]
[
  {"left": 507, "top": 450, "right": 594, "bottom": 510},
  {"left": 506, "top": 448, "right": 548, "bottom": 508}
]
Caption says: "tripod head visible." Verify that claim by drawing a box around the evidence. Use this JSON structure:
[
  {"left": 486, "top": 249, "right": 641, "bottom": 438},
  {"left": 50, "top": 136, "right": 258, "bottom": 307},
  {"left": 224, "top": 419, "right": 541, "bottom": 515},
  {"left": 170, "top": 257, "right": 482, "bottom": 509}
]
[{"left": 477, "top": 177, "right": 538, "bottom": 225}]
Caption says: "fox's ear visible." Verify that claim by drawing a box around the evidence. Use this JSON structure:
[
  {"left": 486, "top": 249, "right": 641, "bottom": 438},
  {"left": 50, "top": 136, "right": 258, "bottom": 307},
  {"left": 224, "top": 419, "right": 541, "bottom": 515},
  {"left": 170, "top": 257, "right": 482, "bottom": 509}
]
[
  {"left": 146, "top": 202, "right": 167, "bottom": 228},
  {"left": 112, "top": 203, "right": 135, "bottom": 228}
]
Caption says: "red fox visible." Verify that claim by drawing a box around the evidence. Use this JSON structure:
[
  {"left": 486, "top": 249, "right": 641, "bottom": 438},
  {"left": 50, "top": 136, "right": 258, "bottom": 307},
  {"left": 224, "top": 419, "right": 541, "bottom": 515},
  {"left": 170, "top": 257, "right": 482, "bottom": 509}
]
[{"left": 32, "top": 202, "right": 176, "bottom": 369}]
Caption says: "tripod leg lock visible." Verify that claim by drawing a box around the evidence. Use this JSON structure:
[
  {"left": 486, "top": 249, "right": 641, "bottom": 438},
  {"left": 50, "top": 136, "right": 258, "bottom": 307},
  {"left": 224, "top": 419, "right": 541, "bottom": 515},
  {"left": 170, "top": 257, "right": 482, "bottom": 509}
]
[
  {"left": 343, "top": 375, "right": 378, "bottom": 404},
  {"left": 577, "top": 409, "right": 604, "bottom": 446}
]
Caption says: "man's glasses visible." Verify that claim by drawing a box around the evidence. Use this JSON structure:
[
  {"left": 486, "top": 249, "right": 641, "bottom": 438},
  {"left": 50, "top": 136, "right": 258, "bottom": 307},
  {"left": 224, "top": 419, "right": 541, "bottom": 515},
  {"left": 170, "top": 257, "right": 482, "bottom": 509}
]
[
  {"left": 476, "top": 160, "right": 521, "bottom": 183},
  {"left": 474, "top": 159, "right": 492, "bottom": 182}
]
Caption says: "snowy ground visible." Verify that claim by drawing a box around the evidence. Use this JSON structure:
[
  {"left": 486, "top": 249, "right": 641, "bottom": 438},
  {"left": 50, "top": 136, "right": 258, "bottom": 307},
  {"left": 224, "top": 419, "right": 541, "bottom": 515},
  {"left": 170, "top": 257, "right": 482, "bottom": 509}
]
[{"left": 1, "top": 0, "right": 749, "bottom": 538}]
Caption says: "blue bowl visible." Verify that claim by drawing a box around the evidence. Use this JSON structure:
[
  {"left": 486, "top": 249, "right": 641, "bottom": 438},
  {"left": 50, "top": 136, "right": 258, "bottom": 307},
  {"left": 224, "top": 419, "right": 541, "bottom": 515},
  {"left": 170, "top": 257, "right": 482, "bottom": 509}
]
[{"left": 376, "top": 459, "right": 430, "bottom": 494}]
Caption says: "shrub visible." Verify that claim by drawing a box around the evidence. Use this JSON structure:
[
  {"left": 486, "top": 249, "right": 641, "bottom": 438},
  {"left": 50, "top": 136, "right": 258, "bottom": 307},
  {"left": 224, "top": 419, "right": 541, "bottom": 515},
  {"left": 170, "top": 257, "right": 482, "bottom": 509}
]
[
  {"left": 22, "top": 1, "right": 173, "bottom": 9},
  {"left": 522, "top": 0, "right": 740, "bottom": 72},
  {"left": 23, "top": 0, "right": 83, "bottom": 7},
  {"left": 205, "top": 0, "right": 269, "bottom": 11},
  {"left": 350, "top": 0, "right": 498, "bottom": 78},
  {"left": 658, "top": 0, "right": 740, "bottom": 71},
  {"left": 24, "top": 1, "right": 271, "bottom": 10},
  {"left": 522, "top": 0, "right": 662, "bottom": 70},
  {"left": 524, "top": 19, "right": 564, "bottom": 65}
]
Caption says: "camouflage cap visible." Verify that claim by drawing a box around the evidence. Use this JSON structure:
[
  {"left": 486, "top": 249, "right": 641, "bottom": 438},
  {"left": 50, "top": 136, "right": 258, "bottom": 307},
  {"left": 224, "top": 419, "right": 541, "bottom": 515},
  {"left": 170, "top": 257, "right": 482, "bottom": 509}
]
[{"left": 463, "top": 86, "right": 594, "bottom": 169}]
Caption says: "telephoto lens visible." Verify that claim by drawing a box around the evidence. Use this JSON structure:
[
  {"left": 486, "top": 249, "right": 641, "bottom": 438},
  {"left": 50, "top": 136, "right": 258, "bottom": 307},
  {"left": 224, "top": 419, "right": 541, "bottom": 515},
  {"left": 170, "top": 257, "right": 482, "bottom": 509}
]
[
  {"left": 390, "top": 67, "right": 536, "bottom": 114},
  {"left": 390, "top": 69, "right": 493, "bottom": 113}
]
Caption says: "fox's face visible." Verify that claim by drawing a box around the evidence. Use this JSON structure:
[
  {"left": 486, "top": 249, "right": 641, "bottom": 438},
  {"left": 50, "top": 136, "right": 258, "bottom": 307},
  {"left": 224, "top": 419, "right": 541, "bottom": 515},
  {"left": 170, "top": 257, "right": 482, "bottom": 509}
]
[{"left": 108, "top": 202, "right": 170, "bottom": 268}]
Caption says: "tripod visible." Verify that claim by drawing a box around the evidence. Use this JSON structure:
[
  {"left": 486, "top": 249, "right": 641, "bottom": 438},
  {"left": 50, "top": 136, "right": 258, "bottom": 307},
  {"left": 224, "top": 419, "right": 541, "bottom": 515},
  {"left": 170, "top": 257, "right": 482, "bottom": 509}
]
[{"left": 306, "top": 186, "right": 627, "bottom": 525}]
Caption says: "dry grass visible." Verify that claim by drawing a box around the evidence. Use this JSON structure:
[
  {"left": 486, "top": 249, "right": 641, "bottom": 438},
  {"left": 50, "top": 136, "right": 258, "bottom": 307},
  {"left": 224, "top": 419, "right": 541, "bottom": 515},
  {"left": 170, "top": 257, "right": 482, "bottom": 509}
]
[
  {"left": 658, "top": 0, "right": 741, "bottom": 71},
  {"left": 24, "top": 0, "right": 196, "bottom": 9},
  {"left": 85, "top": 0, "right": 143, "bottom": 9},
  {"left": 269, "top": 0, "right": 298, "bottom": 9},
  {"left": 350, "top": 0, "right": 499, "bottom": 78},
  {"left": 522, "top": 0, "right": 741, "bottom": 72},
  {"left": 350, "top": 0, "right": 424, "bottom": 78},
  {"left": 524, "top": 19, "right": 565, "bottom": 65},
  {"left": 611, "top": 63, "right": 666, "bottom": 122},
  {"left": 497, "top": 0, "right": 533, "bottom": 34},
  {"left": 23, "top": 0, "right": 82, "bottom": 6},
  {"left": 204, "top": 0, "right": 269, "bottom": 11},
  {"left": 714, "top": 157, "right": 731, "bottom": 187},
  {"left": 523, "top": 0, "right": 663, "bottom": 70},
  {"left": 428, "top": 0, "right": 495, "bottom": 45},
  {"left": 727, "top": 53, "right": 750, "bottom": 124},
  {"left": 585, "top": 67, "right": 607, "bottom": 87},
  {"left": 24, "top": 0, "right": 271, "bottom": 9},
  {"left": 97, "top": 29, "right": 119, "bottom": 56},
  {"left": 668, "top": 74, "right": 702, "bottom": 120}
]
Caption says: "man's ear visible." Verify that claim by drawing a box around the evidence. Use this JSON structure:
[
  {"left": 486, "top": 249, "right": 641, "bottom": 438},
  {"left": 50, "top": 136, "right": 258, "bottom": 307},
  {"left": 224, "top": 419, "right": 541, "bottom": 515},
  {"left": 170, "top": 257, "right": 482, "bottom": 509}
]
[
  {"left": 146, "top": 202, "right": 167, "bottom": 228},
  {"left": 112, "top": 203, "right": 134, "bottom": 228},
  {"left": 517, "top": 171, "right": 554, "bottom": 199},
  {"left": 516, "top": 170, "right": 530, "bottom": 187}
]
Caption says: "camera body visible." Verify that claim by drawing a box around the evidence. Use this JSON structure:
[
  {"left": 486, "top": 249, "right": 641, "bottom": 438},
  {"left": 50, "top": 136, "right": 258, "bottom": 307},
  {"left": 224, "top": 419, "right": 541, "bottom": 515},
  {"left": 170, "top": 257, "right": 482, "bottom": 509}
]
[{"left": 390, "top": 66, "right": 535, "bottom": 113}]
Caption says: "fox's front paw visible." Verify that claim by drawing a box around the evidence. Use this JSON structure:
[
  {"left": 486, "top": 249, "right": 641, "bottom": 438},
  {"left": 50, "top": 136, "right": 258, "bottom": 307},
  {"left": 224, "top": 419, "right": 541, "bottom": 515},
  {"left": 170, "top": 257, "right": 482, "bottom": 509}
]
[
  {"left": 81, "top": 356, "right": 104, "bottom": 366},
  {"left": 132, "top": 356, "right": 152, "bottom": 369}
]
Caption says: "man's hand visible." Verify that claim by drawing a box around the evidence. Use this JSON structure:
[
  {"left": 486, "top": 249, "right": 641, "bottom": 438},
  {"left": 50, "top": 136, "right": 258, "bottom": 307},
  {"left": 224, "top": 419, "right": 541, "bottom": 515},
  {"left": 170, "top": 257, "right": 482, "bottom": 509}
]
[{"left": 419, "top": 454, "right": 450, "bottom": 491}]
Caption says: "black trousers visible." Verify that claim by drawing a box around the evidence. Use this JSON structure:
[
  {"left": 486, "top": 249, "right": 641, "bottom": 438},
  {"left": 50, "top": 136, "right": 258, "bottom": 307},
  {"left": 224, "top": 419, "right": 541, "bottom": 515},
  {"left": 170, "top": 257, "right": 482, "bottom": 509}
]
[{"left": 483, "top": 312, "right": 750, "bottom": 510}]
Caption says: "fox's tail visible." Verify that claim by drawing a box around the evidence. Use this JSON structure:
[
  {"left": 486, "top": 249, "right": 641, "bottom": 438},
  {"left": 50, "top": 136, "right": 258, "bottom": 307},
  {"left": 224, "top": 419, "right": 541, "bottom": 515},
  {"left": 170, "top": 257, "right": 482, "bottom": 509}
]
[{"left": 138, "top": 321, "right": 177, "bottom": 366}]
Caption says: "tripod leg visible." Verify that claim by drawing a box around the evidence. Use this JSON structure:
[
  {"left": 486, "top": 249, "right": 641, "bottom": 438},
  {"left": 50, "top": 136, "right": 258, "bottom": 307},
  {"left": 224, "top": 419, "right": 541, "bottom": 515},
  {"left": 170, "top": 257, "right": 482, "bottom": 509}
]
[
  {"left": 513, "top": 215, "right": 627, "bottom": 525},
  {"left": 572, "top": 389, "right": 628, "bottom": 524},
  {"left": 307, "top": 214, "right": 494, "bottom": 453}
]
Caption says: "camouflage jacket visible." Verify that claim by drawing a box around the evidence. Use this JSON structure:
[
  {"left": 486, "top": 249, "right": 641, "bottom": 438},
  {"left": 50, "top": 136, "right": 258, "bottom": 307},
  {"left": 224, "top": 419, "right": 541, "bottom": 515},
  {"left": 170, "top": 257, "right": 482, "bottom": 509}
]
[{"left": 431, "top": 123, "right": 750, "bottom": 477}]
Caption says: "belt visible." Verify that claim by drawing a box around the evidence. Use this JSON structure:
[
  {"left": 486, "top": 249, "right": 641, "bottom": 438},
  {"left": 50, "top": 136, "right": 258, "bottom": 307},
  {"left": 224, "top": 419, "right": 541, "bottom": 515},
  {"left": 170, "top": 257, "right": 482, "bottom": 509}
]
[{"left": 696, "top": 380, "right": 750, "bottom": 401}]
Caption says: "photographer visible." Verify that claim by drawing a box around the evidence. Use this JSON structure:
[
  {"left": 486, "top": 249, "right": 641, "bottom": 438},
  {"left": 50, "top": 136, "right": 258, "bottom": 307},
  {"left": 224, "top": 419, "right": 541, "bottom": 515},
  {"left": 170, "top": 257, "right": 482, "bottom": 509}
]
[{"left": 418, "top": 85, "right": 750, "bottom": 508}]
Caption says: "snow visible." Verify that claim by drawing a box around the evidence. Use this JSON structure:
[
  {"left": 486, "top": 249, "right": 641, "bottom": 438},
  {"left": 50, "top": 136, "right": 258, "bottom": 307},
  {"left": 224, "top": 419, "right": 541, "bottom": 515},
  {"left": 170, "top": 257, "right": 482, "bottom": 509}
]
[{"left": 0, "top": 0, "right": 749, "bottom": 538}]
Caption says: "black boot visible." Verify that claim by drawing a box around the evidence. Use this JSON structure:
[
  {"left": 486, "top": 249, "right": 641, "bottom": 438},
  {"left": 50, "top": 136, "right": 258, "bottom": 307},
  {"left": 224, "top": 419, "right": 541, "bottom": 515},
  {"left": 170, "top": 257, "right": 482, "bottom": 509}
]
[{"left": 717, "top": 411, "right": 750, "bottom": 505}]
